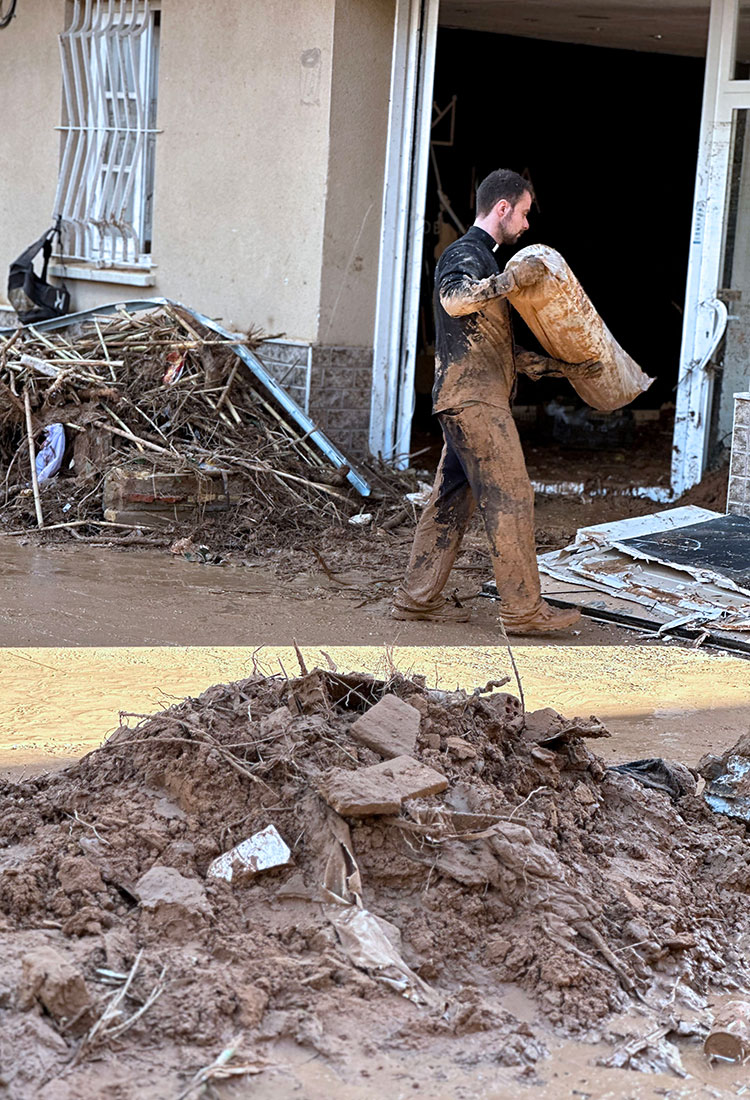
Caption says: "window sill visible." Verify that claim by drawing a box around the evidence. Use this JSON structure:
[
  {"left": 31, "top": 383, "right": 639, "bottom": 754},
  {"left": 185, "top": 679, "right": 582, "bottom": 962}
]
[{"left": 49, "top": 263, "right": 156, "bottom": 287}]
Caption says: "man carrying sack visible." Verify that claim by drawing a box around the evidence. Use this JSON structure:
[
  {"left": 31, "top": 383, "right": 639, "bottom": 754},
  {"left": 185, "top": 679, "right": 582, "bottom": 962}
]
[{"left": 392, "top": 169, "right": 602, "bottom": 634}]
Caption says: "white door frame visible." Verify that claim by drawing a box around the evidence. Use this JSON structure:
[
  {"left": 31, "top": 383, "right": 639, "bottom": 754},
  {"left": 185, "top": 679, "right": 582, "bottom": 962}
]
[
  {"left": 369, "top": 0, "right": 439, "bottom": 464},
  {"left": 373, "top": 0, "right": 746, "bottom": 498},
  {"left": 672, "top": 0, "right": 750, "bottom": 496}
]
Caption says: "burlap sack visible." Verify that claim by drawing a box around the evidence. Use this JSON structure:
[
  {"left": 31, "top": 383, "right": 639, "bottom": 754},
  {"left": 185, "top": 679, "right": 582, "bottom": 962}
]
[{"left": 506, "top": 244, "right": 653, "bottom": 412}]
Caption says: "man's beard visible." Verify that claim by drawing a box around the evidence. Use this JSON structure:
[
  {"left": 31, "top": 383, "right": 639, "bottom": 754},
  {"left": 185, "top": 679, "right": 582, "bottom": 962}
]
[{"left": 498, "top": 220, "right": 524, "bottom": 246}]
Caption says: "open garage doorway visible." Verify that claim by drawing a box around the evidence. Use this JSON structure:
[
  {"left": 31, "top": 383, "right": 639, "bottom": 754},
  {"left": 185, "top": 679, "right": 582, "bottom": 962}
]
[{"left": 411, "top": 29, "right": 705, "bottom": 494}]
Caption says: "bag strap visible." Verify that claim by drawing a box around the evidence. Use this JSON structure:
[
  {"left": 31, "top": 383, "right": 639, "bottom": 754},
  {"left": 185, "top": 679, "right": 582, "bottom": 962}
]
[
  {"left": 41, "top": 217, "right": 65, "bottom": 285},
  {"left": 40, "top": 235, "right": 53, "bottom": 282}
]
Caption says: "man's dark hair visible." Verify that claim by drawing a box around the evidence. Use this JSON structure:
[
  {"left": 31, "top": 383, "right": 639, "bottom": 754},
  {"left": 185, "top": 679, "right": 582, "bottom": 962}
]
[{"left": 476, "top": 169, "right": 534, "bottom": 216}]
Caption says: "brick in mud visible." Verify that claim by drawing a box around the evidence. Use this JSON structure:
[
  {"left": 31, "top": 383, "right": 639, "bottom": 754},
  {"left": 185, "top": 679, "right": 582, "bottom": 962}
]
[
  {"left": 349, "top": 694, "right": 421, "bottom": 759},
  {"left": 320, "top": 754, "right": 448, "bottom": 817},
  {"left": 320, "top": 768, "right": 402, "bottom": 816}
]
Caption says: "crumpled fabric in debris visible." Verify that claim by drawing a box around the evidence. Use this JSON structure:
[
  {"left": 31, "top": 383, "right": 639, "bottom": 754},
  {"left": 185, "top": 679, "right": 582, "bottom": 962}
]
[
  {"left": 322, "top": 811, "right": 442, "bottom": 1010},
  {"left": 35, "top": 422, "right": 65, "bottom": 484},
  {"left": 609, "top": 758, "right": 696, "bottom": 802}
]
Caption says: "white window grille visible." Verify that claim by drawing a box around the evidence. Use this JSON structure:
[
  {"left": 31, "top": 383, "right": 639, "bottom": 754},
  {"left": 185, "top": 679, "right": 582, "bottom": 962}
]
[{"left": 54, "top": 0, "right": 160, "bottom": 268}]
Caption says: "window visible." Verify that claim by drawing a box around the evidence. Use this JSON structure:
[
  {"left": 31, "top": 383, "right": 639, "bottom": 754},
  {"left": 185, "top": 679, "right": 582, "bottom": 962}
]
[{"left": 54, "top": 0, "right": 160, "bottom": 268}]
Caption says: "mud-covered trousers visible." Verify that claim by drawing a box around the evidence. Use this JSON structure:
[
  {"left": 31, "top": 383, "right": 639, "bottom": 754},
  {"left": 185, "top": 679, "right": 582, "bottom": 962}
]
[{"left": 394, "top": 402, "right": 544, "bottom": 623}]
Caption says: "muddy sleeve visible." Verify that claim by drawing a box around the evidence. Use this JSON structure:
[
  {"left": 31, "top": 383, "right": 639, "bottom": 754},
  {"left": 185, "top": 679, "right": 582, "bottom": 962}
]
[{"left": 438, "top": 267, "right": 516, "bottom": 318}]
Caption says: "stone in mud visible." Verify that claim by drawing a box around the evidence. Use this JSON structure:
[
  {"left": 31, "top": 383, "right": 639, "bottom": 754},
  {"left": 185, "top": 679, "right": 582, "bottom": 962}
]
[
  {"left": 319, "top": 768, "right": 402, "bottom": 817},
  {"left": 235, "top": 982, "right": 270, "bottom": 1028},
  {"left": 320, "top": 755, "right": 447, "bottom": 816},
  {"left": 135, "top": 865, "right": 210, "bottom": 938},
  {"left": 379, "top": 755, "right": 448, "bottom": 800},
  {"left": 349, "top": 694, "right": 421, "bottom": 759},
  {"left": 446, "top": 736, "right": 478, "bottom": 761},
  {"left": 573, "top": 781, "right": 597, "bottom": 806},
  {"left": 18, "top": 946, "right": 91, "bottom": 1033},
  {"left": 522, "top": 708, "right": 562, "bottom": 742},
  {"left": 56, "top": 855, "right": 105, "bottom": 895},
  {"left": 523, "top": 708, "right": 611, "bottom": 747},
  {"left": 260, "top": 705, "right": 294, "bottom": 738},
  {"left": 62, "top": 904, "right": 115, "bottom": 938}
]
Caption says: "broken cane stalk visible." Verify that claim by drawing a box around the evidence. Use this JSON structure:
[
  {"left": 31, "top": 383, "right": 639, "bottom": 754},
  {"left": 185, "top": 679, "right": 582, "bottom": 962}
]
[{"left": 23, "top": 389, "right": 44, "bottom": 528}]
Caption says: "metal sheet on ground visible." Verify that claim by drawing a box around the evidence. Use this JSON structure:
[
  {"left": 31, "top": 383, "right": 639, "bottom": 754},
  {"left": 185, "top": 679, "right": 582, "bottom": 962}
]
[{"left": 617, "top": 514, "right": 750, "bottom": 591}]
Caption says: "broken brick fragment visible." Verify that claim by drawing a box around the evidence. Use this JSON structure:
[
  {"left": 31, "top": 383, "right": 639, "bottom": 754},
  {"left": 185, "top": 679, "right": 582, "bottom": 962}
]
[
  {"left": 319, "top": 754, "right": 447, "bottom": 817},
  {"left": 349, "top": 694, "right": 421, "bottom": 759}
]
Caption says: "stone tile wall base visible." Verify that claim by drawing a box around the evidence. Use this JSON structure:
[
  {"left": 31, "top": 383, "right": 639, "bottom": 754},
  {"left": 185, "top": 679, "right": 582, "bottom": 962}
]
[
  {"left": 308, "top": 345, "right": 373, "bottom": 461},
  {"left": 256, "top": 339, "right": 373, "bottom": 461},
  {"left": 727, "top": 392, "right": 750, "bottom": 518}
]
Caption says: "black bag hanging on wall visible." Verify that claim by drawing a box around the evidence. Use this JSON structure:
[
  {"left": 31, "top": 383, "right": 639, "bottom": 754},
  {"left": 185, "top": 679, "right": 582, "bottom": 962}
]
[{"left": 7, "top": 221, "right": 70, "bottom": 324}]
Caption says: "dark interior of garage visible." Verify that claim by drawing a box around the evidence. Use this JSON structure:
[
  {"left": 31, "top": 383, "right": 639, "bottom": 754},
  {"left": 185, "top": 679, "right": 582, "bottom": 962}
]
[{"left": 413, "top": 29, "right": 705, "bottom": 485}]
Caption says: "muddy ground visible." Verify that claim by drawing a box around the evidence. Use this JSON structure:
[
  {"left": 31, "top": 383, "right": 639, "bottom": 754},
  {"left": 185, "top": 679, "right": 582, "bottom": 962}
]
[
  {"left": 0, "top": 468, "right": 733, "bottom": 649},
  {"left": 1, "top": 665, "right": 749, "bottom": 1099}
]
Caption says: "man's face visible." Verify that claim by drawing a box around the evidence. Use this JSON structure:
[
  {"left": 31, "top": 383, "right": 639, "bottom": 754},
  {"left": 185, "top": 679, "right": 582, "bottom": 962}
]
[{"left": 497, "top": 191, "right": 533, "bottom": 245}]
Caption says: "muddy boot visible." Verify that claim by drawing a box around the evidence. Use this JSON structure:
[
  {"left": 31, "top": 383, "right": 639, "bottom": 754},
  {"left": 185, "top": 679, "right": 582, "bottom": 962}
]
[
  {"left": 501, "top": 601, "right": 581, "bottom": 636},
  {"left": 391, "top": 599, "right": 472, "bottom": 623}
]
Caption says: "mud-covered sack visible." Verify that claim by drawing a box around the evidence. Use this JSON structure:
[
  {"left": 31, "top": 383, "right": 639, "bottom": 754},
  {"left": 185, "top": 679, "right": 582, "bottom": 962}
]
[{"left": 505, "top": 244, "right": 653, "bottom": 413}]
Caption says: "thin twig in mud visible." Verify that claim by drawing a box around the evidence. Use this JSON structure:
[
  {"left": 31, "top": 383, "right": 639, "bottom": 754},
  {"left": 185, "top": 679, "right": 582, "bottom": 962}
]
[
  {"left": 93, "top": 318, "right": 115, "bottom": 381},
  {"left": 95, "top": 729, "right": 274, "bottom": 791},
  {"left": 0, "top": 520, "right": 149, "bottom": 536},
  {"left": 66, "top": 809, "right": 111, "bottom": 845},
  {"left": 293, "top": 641, "right": 308, "bottom": 676},
  {"left": 72, "top": 950, "right": 167, "bottom": 1064},
  {"left": 176, "top": 1038, "right": 267, "bottom": 1100},
  {"left": 508, "top": 786, "right": 549, "bottom": 820},
  {"left": 100, "top": 421, "right": 173, "bottom": 456},
  {"left": 497, "top": 618, "right": 525, "bottom": 715},
  {"left": 215, "top": 360, "right": 240, "bottom": 410}
]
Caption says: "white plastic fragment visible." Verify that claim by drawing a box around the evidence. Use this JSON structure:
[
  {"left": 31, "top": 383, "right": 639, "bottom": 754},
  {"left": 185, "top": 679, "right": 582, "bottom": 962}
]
[
  {"left": 348, "top": 512, "right": 373, "bottom": 526},
  {"left": 405, "top": 480, "right": 433, "bottom": 507},
  {"left": 206, "top": 825, "right": 292, "bottom": 883}
]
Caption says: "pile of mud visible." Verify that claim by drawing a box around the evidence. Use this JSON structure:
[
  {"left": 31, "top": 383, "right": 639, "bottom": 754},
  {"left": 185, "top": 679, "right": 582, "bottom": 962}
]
[{"left": 1, "top": 668, "right": 749, "bottom": 1097}]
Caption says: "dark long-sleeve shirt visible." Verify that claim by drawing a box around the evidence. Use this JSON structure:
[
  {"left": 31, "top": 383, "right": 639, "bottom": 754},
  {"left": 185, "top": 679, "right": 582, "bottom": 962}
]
[{"left": 432, "top": 225, "right": 549, "bottom": 413}]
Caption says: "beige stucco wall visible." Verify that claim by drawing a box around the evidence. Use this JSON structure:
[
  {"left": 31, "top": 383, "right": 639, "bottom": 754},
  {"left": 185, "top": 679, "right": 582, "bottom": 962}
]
[
  {"left": 317, "top": 0, "right": 395, "bottom": 347},
  {"left": 149, "top": 0, "right": 335, "bottom": 338},
  {"left": 0, "top": 0, "right": 393, "bottom": 355},
  {"left": 0, "top": 3, "right": 62, "bottom": 270},
  {"left": 47, "top": 0, "right": 338, "bottom": 339}
]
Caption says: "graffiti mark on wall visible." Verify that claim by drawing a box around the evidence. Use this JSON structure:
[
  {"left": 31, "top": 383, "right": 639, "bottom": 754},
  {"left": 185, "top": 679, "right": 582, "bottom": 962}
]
[{"left": 300, "top": 48, "right": 322, "bottom": 106}]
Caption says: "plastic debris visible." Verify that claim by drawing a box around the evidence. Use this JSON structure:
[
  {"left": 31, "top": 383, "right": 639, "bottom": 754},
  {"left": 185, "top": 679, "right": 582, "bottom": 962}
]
[
  {"left": 35, "top": 422, "right": 65, "bottom": 484},
  {"left": 207, "top": 825, "right": 292, "bottom": 883},
  {"left": 699, "top": 734, "right": 750, "bottom": 822},
  {"left": 405, "top": 480, "right": 433, "bottom": 507},
  {"left": 348, "top": 512, "right": 373, "bottom": 526}
]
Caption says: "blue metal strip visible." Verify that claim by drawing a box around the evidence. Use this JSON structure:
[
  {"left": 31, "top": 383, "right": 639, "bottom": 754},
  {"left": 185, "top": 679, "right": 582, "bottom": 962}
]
[{"left": 1, "top": 297, "right": 372, "bottom": 496}]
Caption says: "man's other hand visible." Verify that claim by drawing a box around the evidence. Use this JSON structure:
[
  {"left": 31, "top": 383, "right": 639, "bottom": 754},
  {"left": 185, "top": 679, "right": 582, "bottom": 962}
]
[
  {"left": 511, "top": 256, "right": 546, "bottom": 289},
  {"left": 562, "top": 357, "right": 605, "bottom": 377}
]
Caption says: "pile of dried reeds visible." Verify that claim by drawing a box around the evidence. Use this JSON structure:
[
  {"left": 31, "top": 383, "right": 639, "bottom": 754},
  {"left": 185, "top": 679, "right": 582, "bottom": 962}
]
[{"left": 0, "top": 305, "right": 416, "bottom": 549}]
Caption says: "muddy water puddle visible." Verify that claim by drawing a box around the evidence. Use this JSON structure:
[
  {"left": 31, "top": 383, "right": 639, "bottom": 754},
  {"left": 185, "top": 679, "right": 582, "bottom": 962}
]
[{"left": 246, "top": 1036, "right": 747, "bottom": 1100}]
